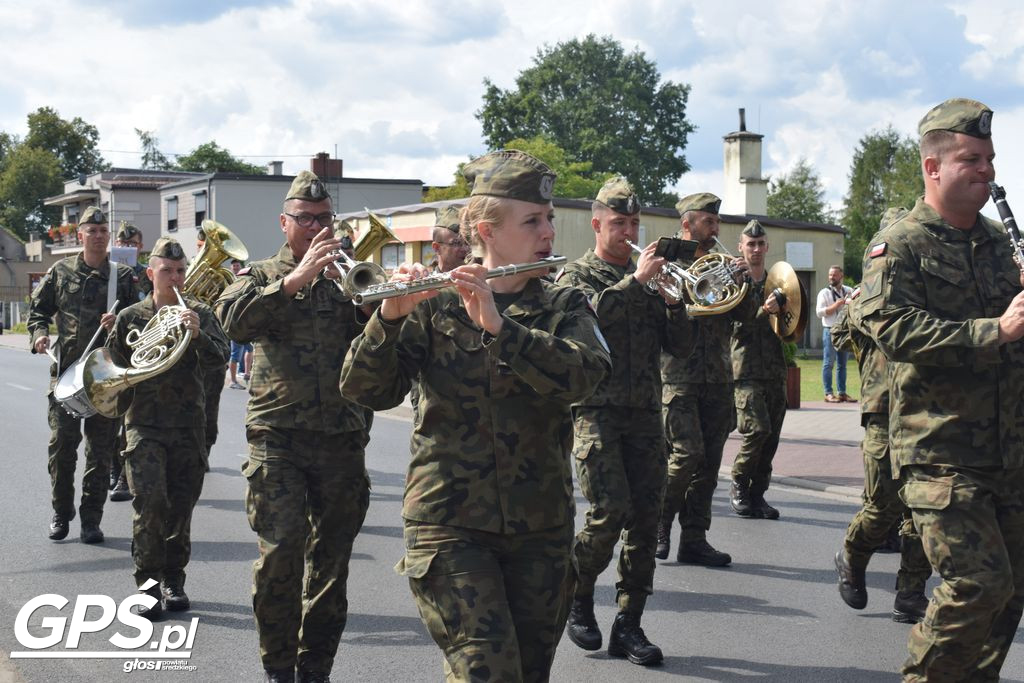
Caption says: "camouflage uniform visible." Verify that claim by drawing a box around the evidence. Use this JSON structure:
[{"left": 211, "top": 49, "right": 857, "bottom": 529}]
[
  {"left": 859, "top": 190, "right": 1024, "bottom": 680},
  {"left": 217, "top": 242, "right": 371, "bottom": 674},
  {"left": 340, "top": 279, "right": 610, "bottom": 682},
  {"left": 832, "top": 302, "right": 930, "bottom": 599},
  {"left": 730, "top": 274, "right": 787, "bottom": 501},
  {"left": 558, "top": 248, "right": 693, "bottom": 613},
  {"left": 106, "top": 291, "right": 229, "bottom": 588},
  {"left": 201, "top": 357, "right": 226, "bottom": 456},
  {"left": 28, "top": 253, "right": 138, "bottom": 525}
]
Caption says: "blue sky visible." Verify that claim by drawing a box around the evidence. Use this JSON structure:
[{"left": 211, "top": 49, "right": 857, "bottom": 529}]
[{"left": 1, "top": 0, "right": 1022, "bottom": 213}]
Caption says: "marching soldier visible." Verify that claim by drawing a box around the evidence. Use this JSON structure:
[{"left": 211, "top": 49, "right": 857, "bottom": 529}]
[
  {"left": 106, "top": 237, "right": 229, "bottom": 619},
  {"left": 559, "top": 176, "right": 694, "bottom": 666},
  {"left": 430, "top": 204, "right": 470, "bottom": 272},
  {"left": 217, "top": 171, "right": 371, "bottom": 683},
  {"left": 857, "top": 98, "right": 1024, "bottom": 680},
  {"left": 28, "top": 206, "right": 138, "bottom": 543},
  {"left": 341, "top": 150, "right": 610, "bottom": 682}
]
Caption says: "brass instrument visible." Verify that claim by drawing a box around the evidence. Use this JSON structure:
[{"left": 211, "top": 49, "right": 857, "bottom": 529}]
[
  {"left": 764, "top": 261, "right": 808, "bottom": 342},
  {"left": 77, "top": 287, "right": 194, "bottom": 419},
  {"left": 352, "top": 256, "right": 566, "bottom": 306},
  {"left": 326, "top": 209, "right": 400, "bottom": 299},
  {"left": 54, "top": 300, "right": 120, "bottom": 418},
  {"left": 183, "top": 220, "right": 249, "bottom": 304},
  {"left": 626, "top": 238, "right": 748, "bottom": 316}
]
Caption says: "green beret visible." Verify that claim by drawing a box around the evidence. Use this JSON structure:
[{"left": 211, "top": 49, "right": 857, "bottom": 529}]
[
  {"left": 79, "top": 206, "right": 107, "bottom": 225},
  {"left": 462, "top": 150, "right": 557, "bottom": 204},
  {"left": 676, "top": 192, "right": 721, "bottom": 216},
  {"left": 150, "top": 237, "right": 186, "bottom": 261},
  {"left": 595, "top": 176, "right": 640, "bottom": 215},
  {"left": 434, "top": 205, "right": 462, "bottom": 233},
  {"left": 116, "top": 222, "right": 141, "bottom": 241},
  {"left": 918, "top": 98, "right": 992, "bottom": 138},
  {"left": 741, "top": 219, "right": 766, "bottom": 238},
  {"left": 286, "top": 170, "right": 330, "bottom": 202}
]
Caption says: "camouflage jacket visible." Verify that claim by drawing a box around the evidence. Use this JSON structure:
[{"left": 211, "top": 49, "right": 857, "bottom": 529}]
[
  {"left": 28, "top": 254, "right": 139, "bottom": 376},
  {"left": 857, "top": 198, "right": 1024, "bottom": 471},
  {"left": 106, "top": 294, "right": 229, "bottom": 429},
  {"left": 340, "top": 279, "right": 610, "bottom": 535},
  {"left": 215, "top": 243, "right": 369, "bottom": 435},
  {"left": 556, "top": 248, "right": 693, "bottom": 409},
  {"left": 731, "top": 274, "right": 787, "bottom": 383},
  {"left": 832, "top": 305, "right": 888, "bottom": 422}
]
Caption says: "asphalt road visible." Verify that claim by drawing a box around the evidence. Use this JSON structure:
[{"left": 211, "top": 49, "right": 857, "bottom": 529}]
[{"left": 0, "top": 346, "right": 1021, "bottom": 682}]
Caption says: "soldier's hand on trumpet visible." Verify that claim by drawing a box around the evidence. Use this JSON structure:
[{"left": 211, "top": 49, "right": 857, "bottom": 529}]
[
  {"left": 282, "top": 227, "right": 344, "bottom": 297},
  {"left": 379, "top": 262, "right": 438, "bottom": 321}
]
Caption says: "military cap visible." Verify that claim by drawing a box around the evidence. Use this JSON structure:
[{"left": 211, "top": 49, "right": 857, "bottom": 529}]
[
  {"left": 595, "top": 176, "right": 640, "bottom": 215},
  {"left": 462, "top": 150, "right": 557, "bottom": 204},
  {"left": 741, "top": 219, "right": 766, "bottom": 238},
  {"left": 286, "top": 170, "right": 330, "bottom": 202},
  {"left": 676, "top": 192, "right": 722, "bottom": 216},
  {"left": 434, "top": 205, "right": 462, "bottom": 233},
  {"left": 117, "top": 222, "right": 141, "bottom": 241},
  {"left": 918, "top": 98, "right": 993, "bottom": 138},
  {"left": 149, "top": 237, "right": 186, "bottom": 260},
  {"left": 79, "top": 206, "right": 107, "bottom": 225}
]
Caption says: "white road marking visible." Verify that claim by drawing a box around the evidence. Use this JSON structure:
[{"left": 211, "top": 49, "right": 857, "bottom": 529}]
[{"left": 5, "top": 383, "right": 31, "bottom": 391}]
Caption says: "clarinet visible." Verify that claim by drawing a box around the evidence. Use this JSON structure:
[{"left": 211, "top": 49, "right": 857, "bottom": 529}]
[{"left": 989, "top": 182, "right": 1024, "bottom": 272}]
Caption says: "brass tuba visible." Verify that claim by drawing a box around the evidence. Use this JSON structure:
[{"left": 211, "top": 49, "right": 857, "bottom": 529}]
[
  {"left": 326, "top": 209, "right": 401, "bottom": 299},
  {"left": 183, "top": 219, "right": 249, "bottom": 305},
  {"left": 79, "top": 287, "right": 194, "bottom": 418}
]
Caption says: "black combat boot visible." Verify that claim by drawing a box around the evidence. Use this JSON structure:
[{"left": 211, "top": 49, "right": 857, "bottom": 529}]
[
  {"left": 264, "top": 668, "right": 295, "bottom": 683},
  {"left": 161, "top": 579, "right": 190, "bottom": 611},
  {"left": 110, "top": 471, "right": 132, "bottom": 502},
  {"left": 834, "top": 549, "right": 867, "bottom": 609},
  {"left": 677, "top": 539, "right": 731, "bottom": 567},
  {"left": 655, "top": 516, "right": 672, "bottom": 560},
  {"left": 892, "top": 590, "right": 929, "bottom": 624},
  {"left": 730, "top": 478, "right": 757, "bottom": 518},
  {"left": 607, "top": 612, "right": 663, "bottom": 666},
  {"left": 133, "top": 583, "right": 163, "bottom": 621},
  {"left": 566, "top": 596, "right": 602, "bottom": 651},
  {"left": 297, "top": 669, "right": 330, "bottom": 683},
  {"left": 48, "top": 512, "right": 72, "bottom": 541},
  {"left": 750, "top": 490, "right": 780, "bottom": 520},
  {"left": 80, "top": 522, "right": 105, "bottom": 544}
]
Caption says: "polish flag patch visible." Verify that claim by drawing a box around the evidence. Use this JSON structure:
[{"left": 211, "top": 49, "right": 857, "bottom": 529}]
[{"left": 869, "top": 243, "right": 887, "bottom": 258}]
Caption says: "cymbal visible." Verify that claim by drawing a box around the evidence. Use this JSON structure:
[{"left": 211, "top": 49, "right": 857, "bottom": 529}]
[{"left": 765, "top": 261, "right": 808, "bottom": 342}]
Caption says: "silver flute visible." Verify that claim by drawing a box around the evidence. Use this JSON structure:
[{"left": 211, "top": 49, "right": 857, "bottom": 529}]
[{"left": 352, "top": 256, "right": 567, "bottom": 305}]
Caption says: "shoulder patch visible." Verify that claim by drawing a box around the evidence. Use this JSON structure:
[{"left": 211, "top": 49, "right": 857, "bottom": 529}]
[{"left": 869, "top": 242, "right": 887, "bottom": 259}]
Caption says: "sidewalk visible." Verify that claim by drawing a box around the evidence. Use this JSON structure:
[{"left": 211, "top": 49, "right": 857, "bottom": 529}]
[{"left": 1, "top": 332, "right": 867, "bottom": 498}]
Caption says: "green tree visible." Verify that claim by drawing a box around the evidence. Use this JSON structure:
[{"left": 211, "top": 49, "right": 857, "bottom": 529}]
[
  {"left": 477, "top": 34, "right": 694, "bottom": 205},
  {"left": 135, "top": 128, "right": 173, "bottom": 170},
  {"left": 0, "top": 145, "right": 63, "bottom": 239},
  {"left": 842, "top": 127, "right": 923, "bottom": 279},
  {"left": 175, "top": 141, "right": 266, "bottom": 175},
  {"left": 23, "top": 106, "right": 107, "bottom": 179},
  {"left": 423, "top": 163, "right": 471, "bottom": 202},
  {"left": 766, "top": 158, "right": 832, "bottom": 223}
]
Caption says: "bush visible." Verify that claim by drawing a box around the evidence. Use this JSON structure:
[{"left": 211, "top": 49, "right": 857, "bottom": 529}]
[{"left": 782, "top": 342, "right": 798, "bottom": 368}]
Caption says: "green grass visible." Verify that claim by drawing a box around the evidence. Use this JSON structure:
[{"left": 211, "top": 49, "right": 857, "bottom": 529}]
[{"left": 794, "top": 357, "right": 860, "bottom": 402}]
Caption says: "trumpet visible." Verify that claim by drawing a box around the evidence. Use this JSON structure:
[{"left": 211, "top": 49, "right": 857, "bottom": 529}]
[
  {"left": 352, "top": 256, "right": 567, "bottom": 305},
  {"left": 325, "top": 209, "right": 400, "bottom": 299},
  {"left": 626, "top": 238, "right": 748, "bottom": 316}
]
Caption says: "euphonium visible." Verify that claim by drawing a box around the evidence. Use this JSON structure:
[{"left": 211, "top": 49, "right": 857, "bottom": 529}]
[
  {"left": 183, "top": 220, "right": 249, "bottom": 304},
  {"left": 79, "top": 287, "right": 194, "bottom": 419},
  {"left": 626, "top": 238, "right": 748, "bottom": 316},
  {"left": 326, "top": 209, "right": 399, "bottom": 299}
]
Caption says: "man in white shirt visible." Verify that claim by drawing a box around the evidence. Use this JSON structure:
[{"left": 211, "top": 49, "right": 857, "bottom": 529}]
[{"left": 815, "top": 265, "right": 856, "bottom": 402}]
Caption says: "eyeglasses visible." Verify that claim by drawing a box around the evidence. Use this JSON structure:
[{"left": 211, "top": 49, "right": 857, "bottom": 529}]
[{"left": 284, "top": 212, "right": 335, "bottom": 228}]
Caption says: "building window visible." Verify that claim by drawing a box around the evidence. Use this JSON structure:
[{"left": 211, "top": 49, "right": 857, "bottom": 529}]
[
  {"left": 167, "top": 197, "right": 178, "bottom": 231},
  {"left": 66, "top": 206, "right": 79, "bottom": 224},
  {"left": 194, "top": 191, "right": 207, "bottom": 226},
  {"left": 381, "top": 243, "right": 401, "bottom": 271}
]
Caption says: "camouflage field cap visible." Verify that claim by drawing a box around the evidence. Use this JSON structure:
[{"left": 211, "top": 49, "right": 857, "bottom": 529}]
[
  {"left": 918, "top": 98, "right": 993, "bottom": 138},
  {"left": 462, "top": 150, "right": 557, "bottom": 203},
  {"left": 595, "top": 176, "right": 640, "bottom": 215},
  {"left": 741, "top": 219, "right": 766, "bottom": 237},
  {"left": 676, "top": 192, "right": 722, "bottom": 216},
  {"left": 117, "top": 222, "right": 141, "bottom": 241},
  {"left": 79, "top": 206, "right": 107, "bottom": 225},
  {"left": 286, "top": 170, "right": 330, "bottom": 202},
  {"left": 434, "top": 205, "right": 462, "bottom": 233},
  {"left": 150, "top": 237, "right": 186, "bottom": 260}
]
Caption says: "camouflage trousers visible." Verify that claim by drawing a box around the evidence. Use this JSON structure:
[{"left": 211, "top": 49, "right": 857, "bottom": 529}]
[
  {"left": 398, "top": 521, "right": 574, "bottom": 683},
  {"left": 243, "top": 426, "right": 370, "bottom": 673},
  {"left": 123, "top": 426, "right": 206, "bottom": 587},
  {"left": 844, "top": 416, "right": 929, "bottom": 593},
  {"left": 202, "top": 366, "right": 225, "bottom": 456},
  {"left": 46, "top": 391, "right": 116, "bottom": 523},
  {"left": 900, "top": 465, "right": 1024, "bottom": 682},
  {"left": 731, "top": 379, "right": 787, "bottom": 494},
  {"left": 572, "top": 406, "right": 666, "bottom": 614},
  {"left": 661, "top": 382, "right": 733, "bottom": 541}
]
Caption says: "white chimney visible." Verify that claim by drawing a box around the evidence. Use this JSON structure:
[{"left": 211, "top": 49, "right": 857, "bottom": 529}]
[
  {"left": 722, "top": 108, "right": 768, "bottom": 215},
  {"left": 267, "top": 160, "right": 284, "bottom": 175}
]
